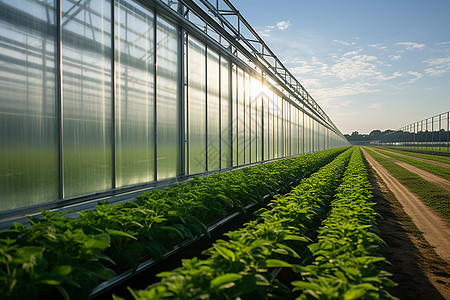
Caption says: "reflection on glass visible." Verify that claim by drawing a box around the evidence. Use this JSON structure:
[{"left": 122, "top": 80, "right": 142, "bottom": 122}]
[
  {"left": 244, "top": 73, "right": 251, "bottom": 163},
  {"left": 291, "top": 105, "right": 297, "bottom": 154},
  {"left": 250, "top": 76, "right": 258, "bottom": 163},
  {"left": 220, "top": 57, "right": 231, "bottom": 168},
  {"left": 232, "top": 65, "right": 238, "bottom": 166},
  {"left": 115, "top": 1, "right": 155, "bottom": 187},
  {"left": 263, "top": 87, "right": 269, "bottom": 160},
  {"left": 237, "top": 68, "right": 244, "bottom": 164},
  {"left": 278, "top": 96, "right": 283, "bottom": 157},
  {"left": 62, "top": 0, "right": 112, "bottom": 197},
  {"left": 273, "top": 93, "right": 278, "bottom": 158},
  {"left": 0, "top": 0, "right": 58, "bottom": 209},
  {"left": 156, "top": 16, "right": 179, "bottom": 179},
  {"left": 187, "top": 36, "right": 206, "bottom": 174},
  {"left": 207, "top": 49, "right": 220, "bottom": 170}
]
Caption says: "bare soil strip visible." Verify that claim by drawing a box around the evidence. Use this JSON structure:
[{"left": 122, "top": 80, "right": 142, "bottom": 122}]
[
  {"left": 369, "top": 148, "right": 450, "bottom": 192},
  {"left": 367, "top": 160, "right": 449, "bottom": 299},
  {"left": 361, "top": 148, "right": 450, "bottom": 264},
  {"left": 377, "top": 148, "right": 450, "bottom": 169}
]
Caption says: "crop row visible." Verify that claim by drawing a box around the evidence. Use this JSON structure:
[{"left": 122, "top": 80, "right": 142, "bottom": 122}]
[
  {"left": 292, "top": 148, "right": 397, "bottom": 299},
  {"left": 117, "top": 148, "right": 354, "bottom": 299},
  {"left": 0, "top": 147, "right": 348, "bottom": 299}
]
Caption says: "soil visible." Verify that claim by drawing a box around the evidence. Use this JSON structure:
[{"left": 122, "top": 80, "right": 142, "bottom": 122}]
[
  {"left": 362, "top": 148, "right": 450, "bottom": 299},
  {"left": 369, "top": 148, "right": 450, "bottom": 192}
]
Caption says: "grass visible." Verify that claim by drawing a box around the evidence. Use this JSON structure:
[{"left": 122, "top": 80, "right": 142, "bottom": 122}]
[
  {"left": 386, "top": 146, "right": 450, "bottom": 156},
  {"left": 364, "top": 147, "right": 450, "bottom": 220},
  {"left": 371, "top": 148, "right": 450, "bottom": 181},
  {"left": 394, "top": 146, "right": 450, "bottom": 153},
  {"left": 374, "top": 146, "right": 450, "bottom": 164}
]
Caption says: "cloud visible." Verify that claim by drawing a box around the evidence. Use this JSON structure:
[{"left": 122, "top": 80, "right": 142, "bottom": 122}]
[
  {"left": 330, "top": 54, "right": 380, "bottom": 81},
  {"left": 368, "top": 103, "right": 382, "bottom": 109},
  {"left": 313, "top": 82, "right": 380, "bottom": 105},
  {"left": 405, "top": 71, "right": 423, "bottom": 83},
  {"left": 395, "top": 42, "right": 425, "bottom": 50},
  {"left": 376, "top": 72, "right": 403, "bottom": 81},
  {"left": 276, "top": 20, "right": 291, "bottom": 30},
  {"left": 343, "top": 50, "right": 362, "bottom": 56},
  {"left": 424, "top": 56, "right": 450, "bottom": 76},
  {"left": 368, "top": 44, "right": 387, "bottom": 50},
  {"left": 437, "top": 41, "right": 450, "bottom": 46},
  {"left": 334, "top": 40, "right": 350, "bottom": 46},
  {"left": 258, "top": 28, "right": 271, "bottom": 38},
  {"left": 389, "top": 55, "right": 401, "bottom": 61}
]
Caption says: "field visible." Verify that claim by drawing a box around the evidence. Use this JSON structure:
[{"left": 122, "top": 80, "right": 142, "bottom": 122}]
[
  {"left": 1, "top": 146, "right": 449, "bottom": 299},
  {"left": 386, "top": 146, "right": 450, "bottom": 155}
]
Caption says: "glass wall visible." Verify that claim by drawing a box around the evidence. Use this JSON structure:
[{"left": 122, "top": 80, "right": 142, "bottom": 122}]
[
  {"left": 237, "top": 68, "right": 245, "bottom": 165},
  {"left": 156, "top": 16, "right": 179, "bottom": 179},
  {"left": 0, "top": 0, "right": 348, "bottom": 214},
  {"left": 0, "top": 0, "right": 58, "bottom": 210},
  {"left": 232, "top": 65, "right": 238, "bottom": 166},
  {"left": 115, "top": 0, "right": 155, "bottom": 187},
  {"left": 62, "top": 0, "right": 113, "bottom": 197},
  {"left": 207, "top": 48, "right": 220, "bottom": 170},
  {"left": 244, "top": 73, "right": 251, "bottom": 164},
  {"left": 220, "top": 57, "right": 232, "bottom": 168},
  {"left": 187, "top": 35, "right": 206, "bottom": 174}
]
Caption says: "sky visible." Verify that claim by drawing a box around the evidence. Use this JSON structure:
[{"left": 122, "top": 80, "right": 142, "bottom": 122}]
[{"left": 235, "top": 0, "right": 450, "bottom": 134}]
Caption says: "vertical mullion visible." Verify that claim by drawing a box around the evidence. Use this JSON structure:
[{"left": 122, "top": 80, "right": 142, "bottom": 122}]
[
  {"left": 205, "top": 45, "right": 208, "bottom": 171},
  {"left": 185, "top": 34, "right": 189, "bottom": 174},
  {"left": 111, "top": 0, "right": 116, "bottom": 189},
  {"left": 229, "top": 61, "right": 233, "bottom": 167},
  {"left": 218, "top": 53, "right": 222, "bottom": 169},
  {"left": 260, "top": 72, "right": 264, "bottom": 161},
  {"left": 153, "top": 11, "right": 158, "bottom": 180},
  {"left": 56, "top": 0, "right": 64, "bottom": 199},
  {"left": 179, "top": 29, "right": 186, "bottom": 176}
]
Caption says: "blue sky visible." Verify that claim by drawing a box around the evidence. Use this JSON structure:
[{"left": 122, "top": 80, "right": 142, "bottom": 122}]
[{"left": 236, "top": 0, "right": 450, "bottom": 134}]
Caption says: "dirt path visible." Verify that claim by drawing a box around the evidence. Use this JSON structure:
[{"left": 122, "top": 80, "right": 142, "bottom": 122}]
[
  {"left": 366, "top": 159, "right": 449, "bottom": 299},
  {"left": 361, "top": 148, "right": 450, "bottom": 264},
  {"left": 369, "top": 148, "right": 450, "bottom": 192},
  {"left": 376, "top": 148, "right": 450, "bottom": 169}
]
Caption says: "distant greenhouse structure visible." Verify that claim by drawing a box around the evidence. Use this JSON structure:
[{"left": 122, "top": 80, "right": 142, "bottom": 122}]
[{"left": 0, "top": 0, "right": 349, "bottom": 222}]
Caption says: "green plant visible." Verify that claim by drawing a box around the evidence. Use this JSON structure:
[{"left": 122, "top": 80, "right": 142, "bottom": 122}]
[
  {"left": 292, "top": 148, "right": 397, "bottom": 300},
  {"left": 118, "top": 148, "right": 354, "bottom": 299}
]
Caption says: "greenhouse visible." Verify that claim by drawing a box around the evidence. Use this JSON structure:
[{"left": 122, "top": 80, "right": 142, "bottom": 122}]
[{"left": 0, "top": 0, "right": 348, "bottom": 219}]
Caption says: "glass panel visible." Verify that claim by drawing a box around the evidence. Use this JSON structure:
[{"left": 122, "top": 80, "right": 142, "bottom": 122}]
[
  {"left": 115, "top": 1, "right": 154, "bottom": 187},
  {"left": 207, "top": 48, "right": 220, "bottom": 170},
  {"left": 267, "top": 90, "right": 274, "bottom": 159},
  {"left": 0, "top": 0, "right": 58, "bottom": 210},
  {"left": 232, "top": 64, "right": 238, "bottom": 166},
  {"left": 304, "top": 114, "right": 309, "bottom": 153},
  {"left": 156, "top": 16, "right": 179, "bottom": 179},
  {"left": 187, "top": 36, "right": 206, "bottom": 174},
  {"left": 278, "top": 96, "right": 283, "bottom": 157},
  {"left": 284, "top": 101, "right": 290, "bottom": 156},
  {"left": 62, "top": 0, "right": 112, "bottom": 197},
  {"left": 244, "top": 73, "right": 250, "bottom": 164},
  {"left": 263, "top": 86, "right": 269, "bottom": 160},
  {"left": 256, "top": 84, "right": 263, "bottom": 161},
  {"left": 273, "top": 93, "right": 278, "bottom": 158},
  {"left": 220, "top": 57, "right": 231, "bottom": 168},
  {"left": 291, "top": 105, "right": 297, "bottom": 154},
  {"left": 237, "top": 68, "right": 244, "bottom": 164},
  {"left": 299, "top": 111, "right": 304, "bottom": 153},
  {"left": 250, "top": 76, "right": 257, "bottom": 163}
]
